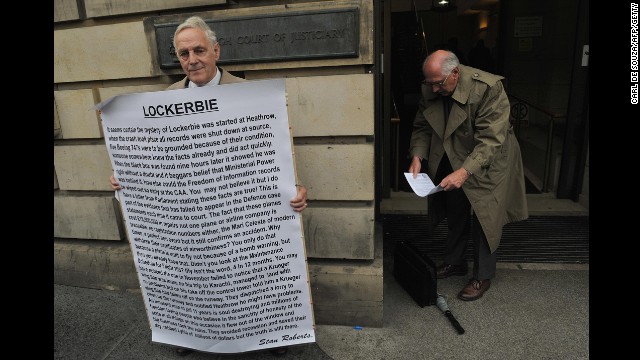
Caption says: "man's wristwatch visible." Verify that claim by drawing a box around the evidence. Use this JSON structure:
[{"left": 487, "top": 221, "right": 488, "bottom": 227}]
[{"left": 465, "top": 169, "right": 472, "bottom": 176}]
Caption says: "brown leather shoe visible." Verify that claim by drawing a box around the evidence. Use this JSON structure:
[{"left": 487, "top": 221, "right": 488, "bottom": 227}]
[
  {"left": 436, "top": 263, "right": 468, "bottom": 279},
  {"left": 457, "top": 279, "right": 491, "bottom": 301}
]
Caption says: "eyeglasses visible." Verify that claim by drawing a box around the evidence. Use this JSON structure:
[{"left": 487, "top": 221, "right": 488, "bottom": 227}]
[
  {"left": 422, "top": 71, "right": 451, "bottom": 87},
  {"left": 177, "top": 47, "right": 208, "bottom": 61}
]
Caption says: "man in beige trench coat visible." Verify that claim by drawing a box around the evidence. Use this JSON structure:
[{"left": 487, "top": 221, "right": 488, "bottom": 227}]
[{"left": 408, "top": 50, "right": 528, "bottom": 301}]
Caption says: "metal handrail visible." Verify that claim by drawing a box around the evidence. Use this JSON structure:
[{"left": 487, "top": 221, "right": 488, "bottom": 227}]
[{"left": 508, "top": 93, "right": 567, "bottom": 192}]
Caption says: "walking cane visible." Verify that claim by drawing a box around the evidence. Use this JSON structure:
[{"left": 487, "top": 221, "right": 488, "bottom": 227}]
[{"left": 436, "top": 293, "right": 465, "bottom": 334}]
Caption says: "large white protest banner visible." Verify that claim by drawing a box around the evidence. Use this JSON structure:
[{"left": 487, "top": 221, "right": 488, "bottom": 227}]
[{"left": 98, "top": 79, "right": 315, "bottom": 353}]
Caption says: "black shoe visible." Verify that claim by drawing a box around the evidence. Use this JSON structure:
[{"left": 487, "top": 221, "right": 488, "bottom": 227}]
[
  {"left": 269, "top": 346, "right": 288, "bottom": 356},
  {"left": 176, "top": 348, "right": 193, "bottom": 356},
  {"left": 436, "top": 263, "right": 468, "bottom": 279}
]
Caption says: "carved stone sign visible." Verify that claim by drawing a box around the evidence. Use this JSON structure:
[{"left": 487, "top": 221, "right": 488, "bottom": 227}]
[{"left": 155, "top": 8, "right": 360, "bottom": 69}]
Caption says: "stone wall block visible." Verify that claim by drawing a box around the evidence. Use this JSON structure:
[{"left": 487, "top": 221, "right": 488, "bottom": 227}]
[
  {"left": 54, "top": 90, "right": 102, "bottom": 139},
  {"left": 303, "top": 207, "right": 374, "bottom": 259},
  {"left": 54, "top": 0, "right": 80, "bottom": 22},
  {"left": 54, "top": 144, "right": 114, "bottom": 191},
  {"left": 84, "top": 0, "right": 225, "bottom": 18},
  {"left": 286, "top": 74, "right": 374, "bottom": 137},
  {"left": 55, "top": 22, "right": 151, "bottom": 83},
  {"left": 54, "top": 193, "right": 125, "bottom": 240},
  {"left": 54, "top": 240, "right": 139, "bottom": 290},
  {"left": 295, "top": 144, "right": 374, "bottom": 200}
]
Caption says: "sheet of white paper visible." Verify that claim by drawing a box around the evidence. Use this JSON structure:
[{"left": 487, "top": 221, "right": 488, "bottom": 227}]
[
  {"left": 404, "top": 172, "right": 444, "bottom": 197},
  {"left": 99, "top": 79, "right": 315, "bottom": 354}
]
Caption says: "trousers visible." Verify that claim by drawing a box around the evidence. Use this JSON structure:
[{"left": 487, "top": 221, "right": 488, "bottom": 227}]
[{"left": 434, "top": 154, "right": 496, "bottom": 280}]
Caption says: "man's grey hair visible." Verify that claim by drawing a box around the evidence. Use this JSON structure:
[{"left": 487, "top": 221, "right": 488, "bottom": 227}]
[
  {"left": 173, "top": 16, "right": 217, "bottom": 50},
  {"left": 424, "top": 50, "right": 460, "bottom": 75}
]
